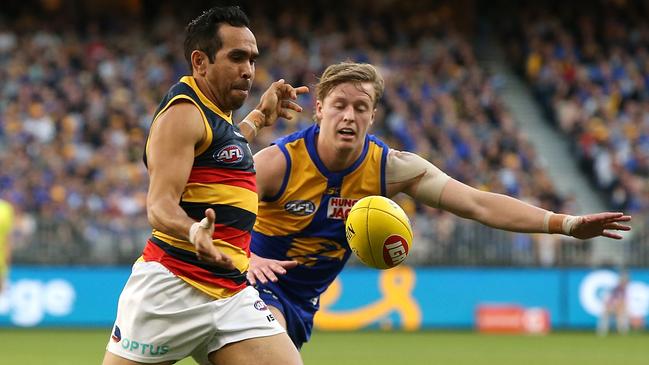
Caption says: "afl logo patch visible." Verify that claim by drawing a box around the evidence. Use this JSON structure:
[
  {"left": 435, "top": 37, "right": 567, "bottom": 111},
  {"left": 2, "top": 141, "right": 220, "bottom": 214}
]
[
  {"left": 284, "top": 200, "right": 316, "bottom": 216},
  {"left": 254, "top": 300, "right": 268, "bottom": 311},
  {"left": 215, "top": 145, "right": 244, "bottom": 163}
]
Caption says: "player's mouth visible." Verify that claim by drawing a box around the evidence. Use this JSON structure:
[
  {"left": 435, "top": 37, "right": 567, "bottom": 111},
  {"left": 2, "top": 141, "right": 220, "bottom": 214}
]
[
  {"left": 232, "top": 87, "right": 249, "bottom": 97},
  {"left": 337, "top": 128, "right": 356, "bottom": 138},
  {"left": 232, "top": 81, "right": 251, "bottom": 97}
]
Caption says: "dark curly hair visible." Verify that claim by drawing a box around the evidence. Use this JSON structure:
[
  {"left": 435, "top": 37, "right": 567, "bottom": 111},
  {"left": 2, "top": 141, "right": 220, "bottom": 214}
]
[{"left": 183, "top": 6, "right": 250, "bottom": 72}]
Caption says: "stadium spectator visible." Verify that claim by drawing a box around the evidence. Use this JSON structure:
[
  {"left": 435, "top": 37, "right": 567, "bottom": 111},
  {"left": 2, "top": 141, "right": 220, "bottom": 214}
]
[{"left": 597, "top": 270, "right": 630, "bottom": 336}]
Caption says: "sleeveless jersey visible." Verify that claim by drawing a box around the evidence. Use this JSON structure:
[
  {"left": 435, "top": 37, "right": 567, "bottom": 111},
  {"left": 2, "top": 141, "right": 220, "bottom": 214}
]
[
  {"left": 252, "top": 124, "right": 389, "bottom": 303},
  {"left": 142, "top": 76, "right": 256, "bottom": 299}
]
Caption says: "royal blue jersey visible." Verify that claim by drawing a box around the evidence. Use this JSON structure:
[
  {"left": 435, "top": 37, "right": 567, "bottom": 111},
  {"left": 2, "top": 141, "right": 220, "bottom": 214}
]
[{"left": 252, "top": 124, "right": 389, "bottom": 305}]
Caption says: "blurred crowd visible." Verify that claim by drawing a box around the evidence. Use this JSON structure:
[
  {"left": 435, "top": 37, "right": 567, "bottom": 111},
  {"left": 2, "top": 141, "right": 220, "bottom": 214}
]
[
  {"left": 515, "top": 1, "right": 649, "bottom": 214},
  {"left": 0, "top": 1, "right": 580, "bottom": 266},
  {"left": 503, "top": 0, "right": 649, "bottom": 266}
]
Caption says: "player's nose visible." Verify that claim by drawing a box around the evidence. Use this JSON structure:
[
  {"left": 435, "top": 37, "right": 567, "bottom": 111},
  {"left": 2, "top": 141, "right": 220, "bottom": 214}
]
[{"left": 342, "top": 105, "right": 355, "bottom": 122}]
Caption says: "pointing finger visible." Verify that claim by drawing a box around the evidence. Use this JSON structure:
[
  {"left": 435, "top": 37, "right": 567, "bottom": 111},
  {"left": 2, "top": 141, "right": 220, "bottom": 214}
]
[{"left": 294, "top": 86, "right": 309, "bottom": 95}]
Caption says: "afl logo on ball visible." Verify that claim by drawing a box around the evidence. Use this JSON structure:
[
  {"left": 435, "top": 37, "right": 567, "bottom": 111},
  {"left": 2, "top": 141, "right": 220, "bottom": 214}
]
[
  {"left": 254, "top": 300, "right": 268, "bottom": 311},
  {"left": 383, "top": 235, "right": 409, "bottom": 266},
  {"left": 215, "top": 145, "right": 244, "bottom": 163}
]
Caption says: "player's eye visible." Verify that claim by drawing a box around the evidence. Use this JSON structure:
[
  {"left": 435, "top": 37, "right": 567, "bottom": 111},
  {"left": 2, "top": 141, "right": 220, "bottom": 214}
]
[{"left": 230, "top": 52, "right": 249, "bottom": 63}]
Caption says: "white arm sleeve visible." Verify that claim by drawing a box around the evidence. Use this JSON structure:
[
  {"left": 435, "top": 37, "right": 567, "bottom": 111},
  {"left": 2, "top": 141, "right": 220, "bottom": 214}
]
[{"left": 386, "top": 149, "right": 451, "bottom": 208}]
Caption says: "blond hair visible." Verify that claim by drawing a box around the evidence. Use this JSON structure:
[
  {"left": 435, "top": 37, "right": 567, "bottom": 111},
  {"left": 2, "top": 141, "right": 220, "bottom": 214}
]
[{"left": 316, "top": 62, "right": 385, "bottom": 107}]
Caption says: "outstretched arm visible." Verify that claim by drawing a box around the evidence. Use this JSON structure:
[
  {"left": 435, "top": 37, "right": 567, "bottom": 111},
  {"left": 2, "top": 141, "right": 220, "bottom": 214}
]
[
  {"left": 387, "top": 150, "right": 631, "bottom": 239},
  {"left": 238, "top": 79, "right": 309, "bottom": 141},
  {"left": 439, "top": 179, "right": 630, "bottom": 239}
]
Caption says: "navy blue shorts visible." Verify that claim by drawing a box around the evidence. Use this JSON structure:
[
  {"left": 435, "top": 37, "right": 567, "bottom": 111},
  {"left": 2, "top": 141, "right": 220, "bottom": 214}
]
[{"left": 255, "top": 282, "right": 316, "bottom": 349}]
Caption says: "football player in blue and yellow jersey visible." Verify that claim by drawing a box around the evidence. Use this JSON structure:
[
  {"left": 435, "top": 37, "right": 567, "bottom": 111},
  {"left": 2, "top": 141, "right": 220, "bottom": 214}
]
[
  {"left": 103, "top": 6, "right": 306, "bottom": 365},
  {"left": 248, "top": 62, "right": 632, "bottom": 349}
]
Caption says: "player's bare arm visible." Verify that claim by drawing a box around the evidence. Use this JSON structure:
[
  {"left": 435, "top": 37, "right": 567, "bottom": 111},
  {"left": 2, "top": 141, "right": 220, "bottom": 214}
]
[
  {"left": 247, "top": 145, "right": 297, "bottom": 285},
  {"left": 238, "top": 80, "right": 309, "bottom": 142},
  {"left": 146, "top": 102, "right": 234, "bottom": 269},
  {"left": 439, "top": 180, "right": 631, "bottom": 238},
  {"left": 387, "top": 149, "right": 631, "bottom": 239}
]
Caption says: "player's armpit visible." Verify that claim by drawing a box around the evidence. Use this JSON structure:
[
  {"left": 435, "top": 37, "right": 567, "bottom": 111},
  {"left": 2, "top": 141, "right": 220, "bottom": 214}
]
[{"left": 386, "top": 150, "right": 451, "bottom": 207}]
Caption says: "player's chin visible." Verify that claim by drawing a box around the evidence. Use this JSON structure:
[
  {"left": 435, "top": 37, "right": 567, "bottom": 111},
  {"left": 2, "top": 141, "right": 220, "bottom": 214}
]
[
  {"left": 229, "top": 92, "right": 248, "bottom": 109},
  {"left": 336, "top": 132, "right": 359, "bottom": 143},
  {"left": 334, "top": 141, "right": 360, "bottom": 154}
]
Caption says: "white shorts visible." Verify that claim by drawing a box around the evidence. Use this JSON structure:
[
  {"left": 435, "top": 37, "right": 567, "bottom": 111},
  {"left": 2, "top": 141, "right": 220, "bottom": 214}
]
[{"left": 106, "top": 261, "right": 285, "bottom": 364}]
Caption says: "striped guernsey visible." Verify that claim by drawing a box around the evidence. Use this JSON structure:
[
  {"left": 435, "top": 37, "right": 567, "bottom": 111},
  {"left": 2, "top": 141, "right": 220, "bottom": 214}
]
[{"left": 142, "top": 76, "right": 256, "bottom": 299}]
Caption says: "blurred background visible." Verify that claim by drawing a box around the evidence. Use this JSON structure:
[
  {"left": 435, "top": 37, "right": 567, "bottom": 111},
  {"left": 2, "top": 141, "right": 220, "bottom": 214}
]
[{"left": 0, "top": 0, "right": 647, "bottom": 364}]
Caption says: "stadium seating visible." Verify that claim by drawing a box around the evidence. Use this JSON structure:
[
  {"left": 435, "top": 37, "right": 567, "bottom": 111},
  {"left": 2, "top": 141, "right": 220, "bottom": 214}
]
[
  {"left": 510, "top": 1, "right": 649, "bottom": 266},
  {"left": 0, "top": 1, "right": 597, "bottom": 266}
]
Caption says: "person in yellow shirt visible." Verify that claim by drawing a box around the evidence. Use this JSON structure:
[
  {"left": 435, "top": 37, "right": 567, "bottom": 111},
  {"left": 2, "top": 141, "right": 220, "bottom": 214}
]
[{"left": 0, "top": 199, "right": 14, "bottom": 293}]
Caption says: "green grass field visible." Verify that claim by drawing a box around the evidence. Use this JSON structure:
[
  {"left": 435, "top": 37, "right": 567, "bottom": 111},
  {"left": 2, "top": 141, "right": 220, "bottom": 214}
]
[{"left": 1, "top": 329, "right": 647, "bottom": 364}]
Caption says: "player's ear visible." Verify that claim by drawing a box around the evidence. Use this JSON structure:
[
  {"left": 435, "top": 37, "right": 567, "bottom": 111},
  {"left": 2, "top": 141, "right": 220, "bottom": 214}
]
[
  {"left": 370, "top": 108, "right": 376, "bottom": 126},
  {"left": 191, "top": 50, "right": 208, "bottom": 76},
  {"left": 315, "top": 100, "right": 323, "bottom": 124}
]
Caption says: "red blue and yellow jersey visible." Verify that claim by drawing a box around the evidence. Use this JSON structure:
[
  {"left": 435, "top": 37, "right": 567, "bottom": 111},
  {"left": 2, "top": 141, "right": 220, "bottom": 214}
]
[
  {"left": 142, "top": 76, "right": 256, "bottom": 299},
  {"left": 252, "top": 124, "right": 389, "bottom": 303}
]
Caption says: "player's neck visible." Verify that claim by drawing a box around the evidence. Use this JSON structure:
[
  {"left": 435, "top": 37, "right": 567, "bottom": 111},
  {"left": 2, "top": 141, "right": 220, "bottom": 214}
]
[
  {"left": 193, "top": 75, "right": 232, "bottom": 114},
  {"left": 315, "top": 135, "right": 362, "bottom": 172}
]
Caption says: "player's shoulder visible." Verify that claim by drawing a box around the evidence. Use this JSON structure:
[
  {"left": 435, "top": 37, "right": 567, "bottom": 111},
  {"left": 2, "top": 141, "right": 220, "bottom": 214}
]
[
  {"left": 385, "top": 149, "right": 447, "bottom": 182},
  {"left": 254, "top": 145, "right": 288, "bottom": 179},
  {"left": 254, "top": 145, "right": 288, "bottom": 199},
  {"left": 366, "top": 133, "right": 389, "bottom": 149},
  {"left": 387, "top": 148, "right": 415, "bottom": 163},
  {"left": 255, "top": 144, "right": 284, "bottom": 164},
  {"left": 155, "top": 102, "right": 203, "bottom": 129}
]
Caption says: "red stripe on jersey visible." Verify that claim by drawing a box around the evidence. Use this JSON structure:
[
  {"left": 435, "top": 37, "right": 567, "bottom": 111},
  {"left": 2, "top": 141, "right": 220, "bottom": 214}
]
[
  {"left": 213, "top": 224, "right": 251, "bottom": 253},
  {"left": 188, "top": 167, "right": 256, "bottom": 192},
  {"left": 142, "top": 241, "right": 247, "bottom": 292}
]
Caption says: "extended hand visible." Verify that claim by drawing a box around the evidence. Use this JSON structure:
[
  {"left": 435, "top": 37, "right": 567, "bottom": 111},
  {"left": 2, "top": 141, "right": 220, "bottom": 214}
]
[
  {"left": 246, "top": 252, "right": 298, "bottom": 285},
  {"left": 570, "top": 212, "right": 632, "bottom": 240},
  {"left": 191, "top": 208, "right": 235, "bottom": 269},
  {"left": 256, "top": 79, "right": 309, "bottom": 127}
]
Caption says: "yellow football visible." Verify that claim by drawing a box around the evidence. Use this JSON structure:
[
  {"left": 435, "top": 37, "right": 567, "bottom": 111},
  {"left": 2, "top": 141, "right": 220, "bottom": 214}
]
[{"left": 345, "top": 196, "right": 413, "bottom": 269}]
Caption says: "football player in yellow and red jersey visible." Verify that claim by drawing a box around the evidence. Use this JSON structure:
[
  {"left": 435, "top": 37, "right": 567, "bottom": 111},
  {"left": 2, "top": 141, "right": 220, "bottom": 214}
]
[
  {"left": 248, "top": 62, "right": 632, "bottom": 349},
  {"left": 103, "top": 6, "right": 307, "bottom": 365}
]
